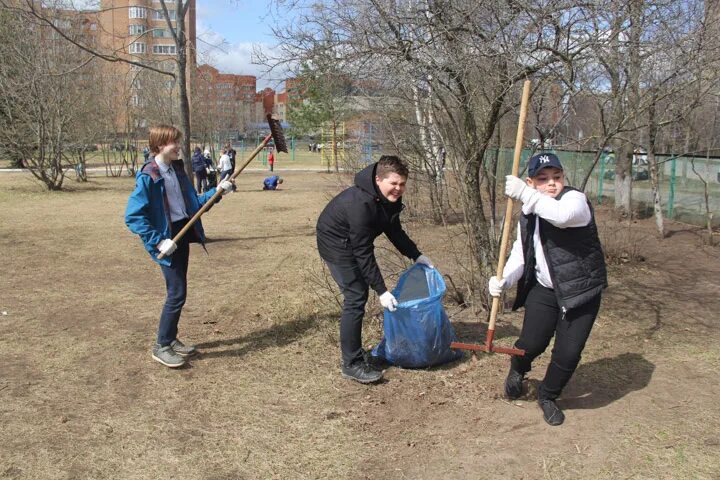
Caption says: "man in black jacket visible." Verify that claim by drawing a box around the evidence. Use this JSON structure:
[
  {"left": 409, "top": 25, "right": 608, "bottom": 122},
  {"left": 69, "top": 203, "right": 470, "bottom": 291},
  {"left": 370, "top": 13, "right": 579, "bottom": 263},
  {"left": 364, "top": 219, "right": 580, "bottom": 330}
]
[{"left": 317, "top": 156, "right": 433, "bottom": 383}]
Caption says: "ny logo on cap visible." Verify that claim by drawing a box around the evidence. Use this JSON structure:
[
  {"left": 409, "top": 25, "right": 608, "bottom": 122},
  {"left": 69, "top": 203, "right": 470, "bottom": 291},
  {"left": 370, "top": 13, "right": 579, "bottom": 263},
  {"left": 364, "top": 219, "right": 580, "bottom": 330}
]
[{"left": 539, "top": 155, "right": 550, "bottom": 164}]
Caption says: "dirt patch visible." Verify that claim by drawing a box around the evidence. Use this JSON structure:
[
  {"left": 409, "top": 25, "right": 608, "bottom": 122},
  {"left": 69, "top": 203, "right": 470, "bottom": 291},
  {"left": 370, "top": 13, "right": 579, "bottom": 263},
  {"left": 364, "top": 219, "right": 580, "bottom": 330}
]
[{"left": 0, "top": 171, "right": 718, "bottom": 479}]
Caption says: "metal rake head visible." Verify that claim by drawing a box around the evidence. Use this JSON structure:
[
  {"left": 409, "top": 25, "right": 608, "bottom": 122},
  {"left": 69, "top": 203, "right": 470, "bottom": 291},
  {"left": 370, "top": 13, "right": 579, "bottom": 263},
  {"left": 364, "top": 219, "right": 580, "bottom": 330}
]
[{"left": 266, "top": 114, "right": 288, "bottom": 153}]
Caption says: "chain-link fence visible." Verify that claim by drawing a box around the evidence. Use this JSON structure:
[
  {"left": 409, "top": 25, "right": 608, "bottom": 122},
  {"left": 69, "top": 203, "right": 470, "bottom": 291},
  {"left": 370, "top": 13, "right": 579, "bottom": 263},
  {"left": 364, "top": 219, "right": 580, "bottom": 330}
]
[{"left": 488, "top": 148, "right": 720, "bottom": 227}]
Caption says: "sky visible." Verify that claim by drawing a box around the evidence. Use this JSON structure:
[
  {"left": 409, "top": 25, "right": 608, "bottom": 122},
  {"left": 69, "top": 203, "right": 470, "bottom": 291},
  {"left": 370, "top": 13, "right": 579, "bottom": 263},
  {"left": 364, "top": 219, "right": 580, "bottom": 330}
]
[{"left": 195, "top": 0, "right": 291, "bottom": 89}]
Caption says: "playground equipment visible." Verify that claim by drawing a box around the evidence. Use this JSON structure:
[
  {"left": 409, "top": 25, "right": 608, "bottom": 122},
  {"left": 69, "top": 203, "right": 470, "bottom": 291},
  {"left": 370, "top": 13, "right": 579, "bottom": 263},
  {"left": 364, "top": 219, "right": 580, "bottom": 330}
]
[
  {"left": 320, "top": 122, "right": 346, "bottom": 170},
  {"left": 450, "top": 80, "right": 532, "bottom": 357},
  {"left": 158, "top": 114, "right": 288, "bottom": 259}
]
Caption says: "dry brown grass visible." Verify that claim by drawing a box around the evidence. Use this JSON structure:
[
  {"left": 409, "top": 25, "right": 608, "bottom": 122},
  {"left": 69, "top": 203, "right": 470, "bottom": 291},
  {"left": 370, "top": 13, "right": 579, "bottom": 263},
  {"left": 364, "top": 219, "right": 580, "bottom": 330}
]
[{"left": 1, "top": 170, "right": 719, "bottom": 479}]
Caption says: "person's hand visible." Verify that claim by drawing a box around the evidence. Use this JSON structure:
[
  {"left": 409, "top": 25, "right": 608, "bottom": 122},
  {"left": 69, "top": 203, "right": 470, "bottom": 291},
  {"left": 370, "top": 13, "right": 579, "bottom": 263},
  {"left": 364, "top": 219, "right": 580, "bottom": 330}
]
[
  {"left": 379, "top": 291, "right": 398, "bottom": 312},
  {"left": 505, "top": 175, "right": 538, "bottom": 204},
  {"left": 158, "top": 239, "right": 177, "bottom": 256},
  {"left": 488, "top": 276, "right": 507, "bottom": 297},
  {"left": 415, "top": 254, "right": 434, "bottom": 268},
  {"left": 217, "top": 180, "right": 234, "bottom": 195}
]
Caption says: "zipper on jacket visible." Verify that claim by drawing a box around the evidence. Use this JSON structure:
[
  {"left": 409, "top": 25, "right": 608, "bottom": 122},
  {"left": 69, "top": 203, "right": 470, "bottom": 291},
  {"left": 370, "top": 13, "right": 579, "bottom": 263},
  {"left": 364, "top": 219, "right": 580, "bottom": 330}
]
[{"left": 561, "top": 306, "right": 567, "bottom": 321}]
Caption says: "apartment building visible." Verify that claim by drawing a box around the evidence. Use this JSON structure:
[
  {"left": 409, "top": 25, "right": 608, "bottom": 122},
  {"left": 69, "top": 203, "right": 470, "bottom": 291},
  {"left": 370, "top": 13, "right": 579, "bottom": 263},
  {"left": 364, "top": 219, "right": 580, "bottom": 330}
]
[
  {"left": 195, "top": 64, "right": 256, "bottom": 138},
  {"left": 97, "top": 0, "right": 197, "bottom": 126}
]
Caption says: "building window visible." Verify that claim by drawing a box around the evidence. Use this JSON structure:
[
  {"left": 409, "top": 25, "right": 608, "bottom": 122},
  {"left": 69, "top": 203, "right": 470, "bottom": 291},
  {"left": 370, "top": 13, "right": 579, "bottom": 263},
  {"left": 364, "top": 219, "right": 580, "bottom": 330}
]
[
  {"left": 129, "top": 42, "right": 146, "bottom": 54},
  {"left": 153, "top": 9, "right": 176, "bottom": 21},
  {"left": 131, "top": 95, "right": 141, "bottom": 106},
  {"left": 152, "top": 44, "right": 176, "bottom": 55},
  {"left": 152, "top": 28, "right": 171, "bottom": 38},
  {"left": 52, "top": 19, "right": 71, "bottom": 30},
  {"left": 129, "top": 6, "right": 147, "bottom": 19},
  {"left": 129, "top": 24, "right": 146, "bottom": 35}
]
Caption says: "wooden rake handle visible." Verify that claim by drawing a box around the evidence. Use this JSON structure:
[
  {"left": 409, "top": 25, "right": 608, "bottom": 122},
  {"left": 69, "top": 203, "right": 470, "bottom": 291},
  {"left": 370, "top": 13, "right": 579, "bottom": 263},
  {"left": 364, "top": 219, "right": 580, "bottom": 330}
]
[
  {"left": 157, "top": 133, "right": 274, "bottom": 260},
  {"left": 487, "top": 80, "right": 532, "bottom": 334}
]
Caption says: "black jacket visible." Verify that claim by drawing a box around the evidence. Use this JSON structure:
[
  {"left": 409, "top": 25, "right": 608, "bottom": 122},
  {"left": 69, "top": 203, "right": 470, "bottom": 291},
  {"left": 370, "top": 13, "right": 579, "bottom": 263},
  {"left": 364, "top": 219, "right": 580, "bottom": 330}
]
[
  {"left": 513, "top": 186, "right": 608, "bottom": 312},
  {"left": 191, "top": 151, "right": 208, "bottom": 173},
  {"left": 316, "top": 163, "right": 421, "bottom": 294}
]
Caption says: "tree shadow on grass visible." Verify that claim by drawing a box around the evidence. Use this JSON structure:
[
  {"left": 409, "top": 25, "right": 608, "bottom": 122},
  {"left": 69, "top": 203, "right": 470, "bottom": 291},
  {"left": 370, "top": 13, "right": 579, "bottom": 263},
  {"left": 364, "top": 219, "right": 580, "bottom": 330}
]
[
  {"left": 556, "top": 352, "right": 655, "bottom": 410},
  {"left": 194, "top": 313, "right": 327, "bottom": 360}
]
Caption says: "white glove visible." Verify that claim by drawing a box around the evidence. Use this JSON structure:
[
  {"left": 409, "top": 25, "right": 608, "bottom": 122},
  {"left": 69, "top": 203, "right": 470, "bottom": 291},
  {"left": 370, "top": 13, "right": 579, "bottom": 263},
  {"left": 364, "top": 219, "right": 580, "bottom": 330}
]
[
  {"left": 217, "top": 180, "right": 233, "bottom": 195},
  {"left": 488, "top": 276, "right": 507, "bottom": 297},
  {"left": 158, "top": 239, "right": 177, "bottom": 256},
  {"left": 505, "top": 175, "right": 538, "bottom": 204},
  {"left": 379, "top": 291, "right": 398, "bottom": 312},
  {"left": 415, "top": 254, "right": 434, "bottom": 268}
]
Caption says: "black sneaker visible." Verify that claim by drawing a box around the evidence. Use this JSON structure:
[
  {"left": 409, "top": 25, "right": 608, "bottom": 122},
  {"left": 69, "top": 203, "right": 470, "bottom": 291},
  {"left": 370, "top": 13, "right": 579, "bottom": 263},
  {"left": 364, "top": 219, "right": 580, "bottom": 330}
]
[
  {"left": 538, "top": 398, "right": 565, "bottom": 426},
  {"left": 504, "top": 367, "right": 524, "bottom": 400},
  {"left": 362, "top": 349, "right": 389, "bottom": 372},
  {"left": 341, "top": 362, "right": 383, "bottom": 384}
]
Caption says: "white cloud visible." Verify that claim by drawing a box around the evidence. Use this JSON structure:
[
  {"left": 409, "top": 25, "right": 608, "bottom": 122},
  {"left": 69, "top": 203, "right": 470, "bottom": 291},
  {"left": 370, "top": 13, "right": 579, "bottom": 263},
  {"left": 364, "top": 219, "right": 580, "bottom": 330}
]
[{"left": 195, "top": 21, "right": 289, "bottom": 90}]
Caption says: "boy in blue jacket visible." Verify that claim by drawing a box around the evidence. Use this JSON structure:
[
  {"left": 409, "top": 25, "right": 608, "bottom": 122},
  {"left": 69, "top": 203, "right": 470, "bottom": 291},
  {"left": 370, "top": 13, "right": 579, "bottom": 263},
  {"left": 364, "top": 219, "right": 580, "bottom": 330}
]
[
  {"left": 125, "top": 125, "right": 233, "bottom": 368},
  {"left": 262, "top": 175, "right": 283, "bottom": 190}
]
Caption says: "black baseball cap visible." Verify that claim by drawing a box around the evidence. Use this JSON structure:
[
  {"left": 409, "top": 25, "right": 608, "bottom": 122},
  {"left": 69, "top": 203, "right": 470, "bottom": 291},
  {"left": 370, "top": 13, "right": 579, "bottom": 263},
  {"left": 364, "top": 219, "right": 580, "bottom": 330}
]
[{"left": 527, "top": 152, "right": 563, "bottom": 177}]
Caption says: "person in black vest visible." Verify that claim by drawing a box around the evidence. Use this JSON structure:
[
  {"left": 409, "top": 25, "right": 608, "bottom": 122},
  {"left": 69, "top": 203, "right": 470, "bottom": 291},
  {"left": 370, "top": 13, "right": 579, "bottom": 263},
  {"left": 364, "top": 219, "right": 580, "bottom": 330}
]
[
  {"left": 489, "top": 152, "right": 607, "bottom": 426},
  {"left": 316, "top": 156, "right": 434, "bottom": 384}
]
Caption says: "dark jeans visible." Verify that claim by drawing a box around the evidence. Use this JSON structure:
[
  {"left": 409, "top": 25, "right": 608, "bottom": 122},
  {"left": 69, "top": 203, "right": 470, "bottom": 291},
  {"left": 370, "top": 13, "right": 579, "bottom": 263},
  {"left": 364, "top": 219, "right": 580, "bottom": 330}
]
[
  {"left": 194, "top": 170, "right": 208, "bottom": 193},
  {"left": 511, "top": 284, "right": 601, "bottom": 400},
  {"left": 325, "top": 260, "right": 370, "bottom": 367},
  {"left": 157, "top": 219, "right": 191, "bottom": 346}
]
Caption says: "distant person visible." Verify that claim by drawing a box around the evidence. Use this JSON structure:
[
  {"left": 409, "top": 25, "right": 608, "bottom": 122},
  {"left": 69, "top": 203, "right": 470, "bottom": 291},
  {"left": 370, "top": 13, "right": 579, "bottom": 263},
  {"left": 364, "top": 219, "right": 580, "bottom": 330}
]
[
  {"left": 489, "top": 152, "right": 607, "bottom": 426},
  {"left": 124, "top": 125, "right": 234, "bottom": 368},
  {"left": 217, "top": 149, "right": 236, "bottom": 192},
  {"left": 143, "top": 145, "right": 150, "bottom": 162},
  {"left": 218, "top": 149, "right": 232, "bottom": 182},
  {"left": 267, "top": 146, "right": 275, "bottom": 172},
  {"left": 191, "top": 147, "right": 210, "bottom": 193},
  {"left": 227, "top": 145, "right": 237, "bottom": 171},
  {"left": 316, "top": 155, "right": 434, "bottom": 384},
  {"left": 263, "top": 175, "right": 283, "bottom": 190}
]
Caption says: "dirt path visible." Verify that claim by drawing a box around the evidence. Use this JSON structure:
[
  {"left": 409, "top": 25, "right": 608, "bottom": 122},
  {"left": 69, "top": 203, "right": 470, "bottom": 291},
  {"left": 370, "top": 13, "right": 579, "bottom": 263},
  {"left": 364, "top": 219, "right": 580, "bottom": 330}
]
[{"left": 0, "top": 171, "right": 718, "bottom": 479}]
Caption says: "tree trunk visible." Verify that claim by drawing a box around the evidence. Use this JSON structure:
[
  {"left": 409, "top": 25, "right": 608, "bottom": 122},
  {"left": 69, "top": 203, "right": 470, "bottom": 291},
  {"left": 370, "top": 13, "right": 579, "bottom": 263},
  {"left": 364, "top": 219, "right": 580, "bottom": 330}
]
[
  {"left": 647, "top": 89, "right": 664, "bottom": 238},
  {"left": 175, "top": 5, "right": 192, "bottom": 179},
  {"left": 614, "top": 143, "right": 632, "bottom": 214}
]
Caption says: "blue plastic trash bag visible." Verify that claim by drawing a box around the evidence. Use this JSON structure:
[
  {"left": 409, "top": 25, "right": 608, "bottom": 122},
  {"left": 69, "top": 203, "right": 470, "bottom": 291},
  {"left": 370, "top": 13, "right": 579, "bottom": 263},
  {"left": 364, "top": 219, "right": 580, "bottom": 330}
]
[{"left": 372, "top": 264, "right": 463, "bottom": 368}]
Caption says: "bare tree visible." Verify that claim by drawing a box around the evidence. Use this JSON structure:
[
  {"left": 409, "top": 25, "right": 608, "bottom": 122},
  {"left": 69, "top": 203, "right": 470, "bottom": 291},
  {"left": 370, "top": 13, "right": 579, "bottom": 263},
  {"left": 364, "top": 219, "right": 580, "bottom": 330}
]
[
  {"left": 267, "top": 0, "right": 592, "bottom": 295},
  {"left": 0, "top": 7, "right": 102, "bottom": 190},
  {"left": 1, "top": 0, "right": 197, "bottom": 177}
]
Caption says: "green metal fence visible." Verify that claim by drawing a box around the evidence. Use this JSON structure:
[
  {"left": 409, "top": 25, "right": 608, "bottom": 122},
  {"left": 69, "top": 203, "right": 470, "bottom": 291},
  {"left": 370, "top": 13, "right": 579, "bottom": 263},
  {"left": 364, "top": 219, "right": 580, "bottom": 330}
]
[{"left": 487, "top": 148, "right": 720, "bottom": 227}]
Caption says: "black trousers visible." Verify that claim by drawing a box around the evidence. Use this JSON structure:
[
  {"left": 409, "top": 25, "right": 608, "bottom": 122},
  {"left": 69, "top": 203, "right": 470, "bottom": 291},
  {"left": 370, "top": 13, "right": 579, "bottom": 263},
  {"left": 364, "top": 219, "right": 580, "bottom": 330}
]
[
  {"left": 512, "top": 283, "right": 601, "bottom": 400},
  {"left": 324, "top": 260, "right": 369, "bottom": 367}
]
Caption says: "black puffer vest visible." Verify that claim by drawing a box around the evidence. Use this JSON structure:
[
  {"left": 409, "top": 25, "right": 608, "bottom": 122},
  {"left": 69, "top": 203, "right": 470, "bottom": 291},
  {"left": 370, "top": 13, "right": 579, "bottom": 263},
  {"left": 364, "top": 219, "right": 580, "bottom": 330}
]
[{"left": 512, "top": 186, "right": 607, "bottom": 312}]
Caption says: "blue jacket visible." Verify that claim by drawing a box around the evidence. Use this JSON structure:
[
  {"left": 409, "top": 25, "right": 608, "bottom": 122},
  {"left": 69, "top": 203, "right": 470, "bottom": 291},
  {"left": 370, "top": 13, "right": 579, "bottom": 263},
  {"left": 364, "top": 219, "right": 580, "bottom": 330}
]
[
  {"left": 263, "top": 175, "right": 280, "bottom": 190},
  {"left": 125, "top": 159, "right": 218, "bottom": 266}
]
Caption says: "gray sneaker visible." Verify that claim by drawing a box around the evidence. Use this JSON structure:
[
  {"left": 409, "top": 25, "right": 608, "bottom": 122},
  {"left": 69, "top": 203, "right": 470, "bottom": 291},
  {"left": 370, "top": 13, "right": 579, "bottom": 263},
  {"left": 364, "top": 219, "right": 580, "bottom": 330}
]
[
  {"left": 170, "top": 339, "right": 197, "bottom": 356},
  {"left": 152, "top": 344, "right": 186, "bottom": 368}
]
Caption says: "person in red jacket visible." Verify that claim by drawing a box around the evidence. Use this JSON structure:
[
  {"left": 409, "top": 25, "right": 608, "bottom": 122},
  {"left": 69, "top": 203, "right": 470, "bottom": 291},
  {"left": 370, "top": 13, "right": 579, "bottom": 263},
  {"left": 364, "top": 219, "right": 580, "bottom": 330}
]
[{"left": 267, "top": 146, "right": 275, "bottom": 172}]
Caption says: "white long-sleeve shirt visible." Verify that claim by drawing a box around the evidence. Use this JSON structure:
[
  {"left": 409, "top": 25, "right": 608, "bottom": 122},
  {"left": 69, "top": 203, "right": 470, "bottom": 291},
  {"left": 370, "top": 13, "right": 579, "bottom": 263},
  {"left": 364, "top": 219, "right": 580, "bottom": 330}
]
[
  {"left": 217, "top": 154, "right": 232, "bottom": 172},
  {"left": 503, "top": 189, "right": 592, "bottom": 289}
]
